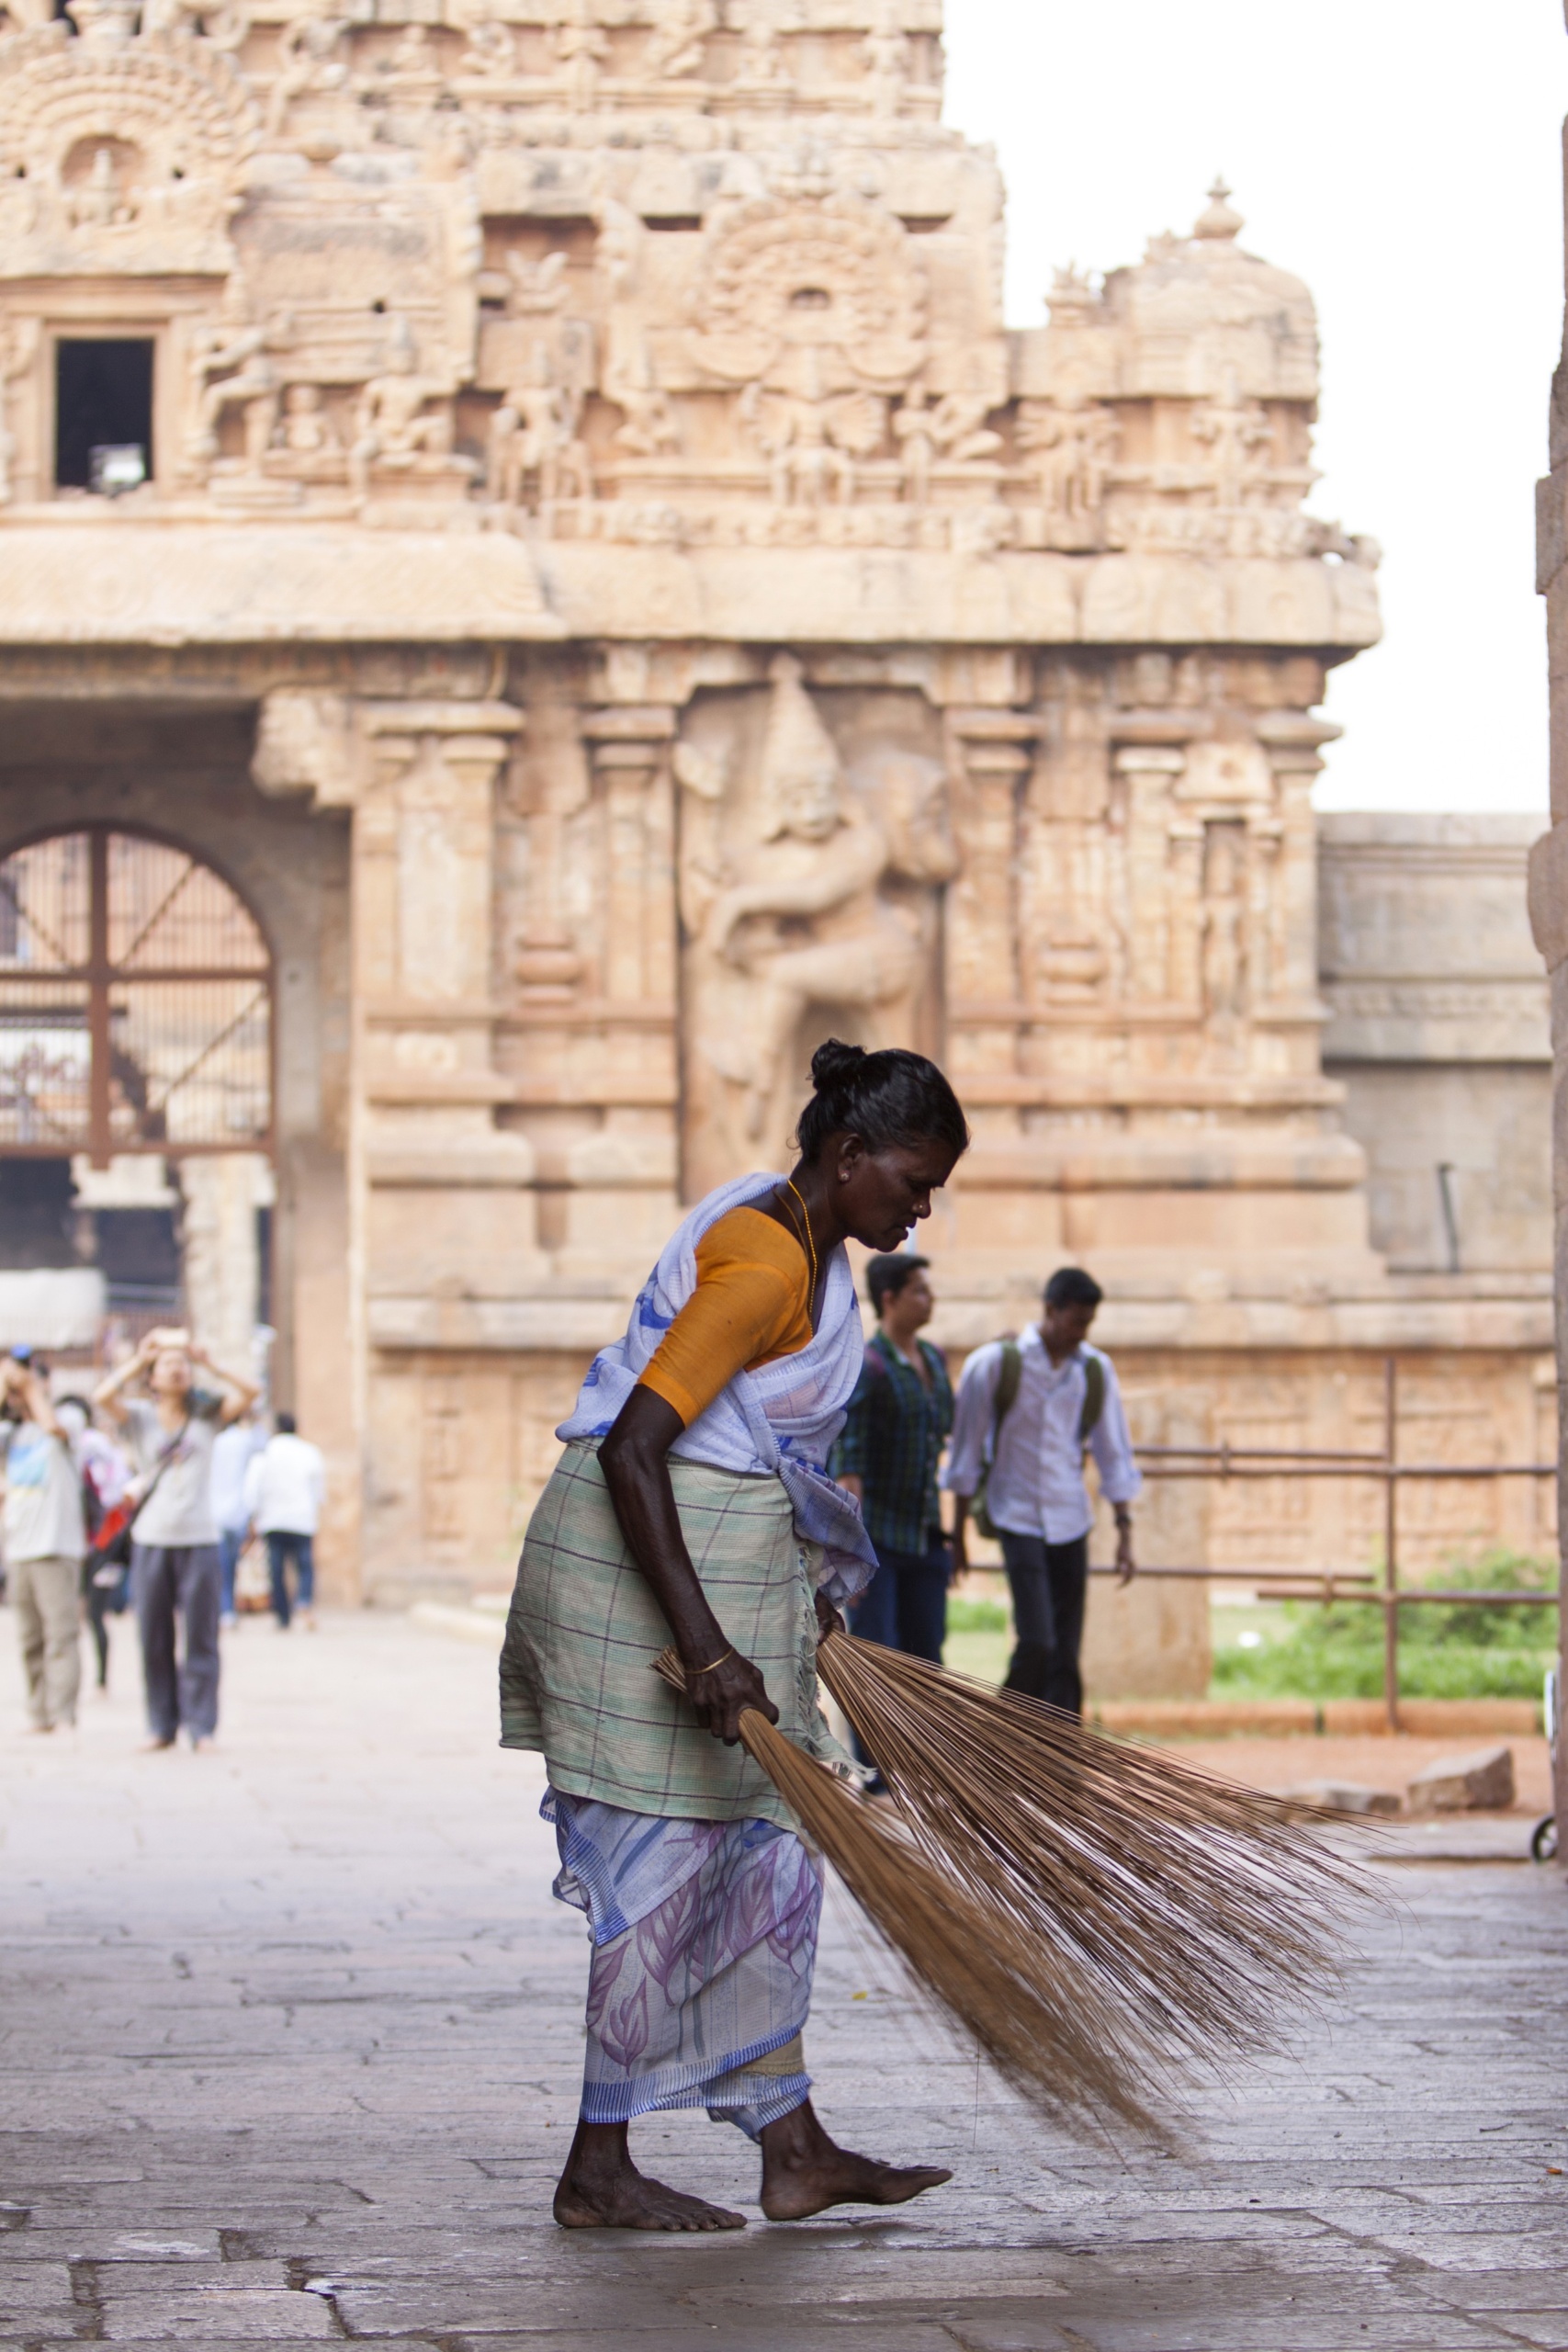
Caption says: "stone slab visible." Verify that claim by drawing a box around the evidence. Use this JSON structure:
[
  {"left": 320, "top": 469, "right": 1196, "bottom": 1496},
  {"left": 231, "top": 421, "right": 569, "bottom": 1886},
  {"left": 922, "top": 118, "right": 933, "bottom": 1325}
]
[{"left": 1407, "top": 1744, "right": 1517, "bottom": 1815}]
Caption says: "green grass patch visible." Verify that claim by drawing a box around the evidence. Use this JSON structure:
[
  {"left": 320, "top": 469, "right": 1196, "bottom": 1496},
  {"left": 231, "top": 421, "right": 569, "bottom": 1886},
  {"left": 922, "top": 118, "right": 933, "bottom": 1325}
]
[{"left": 1211, "top": 1552, "right": 1559, "bottom": 1702}]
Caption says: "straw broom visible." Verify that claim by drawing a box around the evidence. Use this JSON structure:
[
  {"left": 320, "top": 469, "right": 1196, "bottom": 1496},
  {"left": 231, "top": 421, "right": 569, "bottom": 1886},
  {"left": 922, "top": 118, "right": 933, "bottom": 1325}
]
[{"left": 656, "top": 1634, "right": 1371, "bottom": 2144}]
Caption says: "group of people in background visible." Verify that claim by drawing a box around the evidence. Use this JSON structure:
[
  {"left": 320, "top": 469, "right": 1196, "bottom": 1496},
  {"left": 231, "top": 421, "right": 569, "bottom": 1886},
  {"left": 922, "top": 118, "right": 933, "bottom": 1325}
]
[
  {"left": 831, "top": 1254, "right": 1140, "bottom": 1747},
  {"left": 6, "top": 1253, "right": 1138, "bottom": 1756},
  {"left": 2, "top": 1330, "right": 325, "bottom": 1750}
]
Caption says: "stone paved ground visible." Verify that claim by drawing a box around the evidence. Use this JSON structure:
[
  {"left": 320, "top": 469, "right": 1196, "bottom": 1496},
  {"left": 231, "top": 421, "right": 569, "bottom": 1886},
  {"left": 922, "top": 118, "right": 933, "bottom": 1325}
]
[{"left": 2, "top": 1607, "right": 1566, "bottom": 2352}]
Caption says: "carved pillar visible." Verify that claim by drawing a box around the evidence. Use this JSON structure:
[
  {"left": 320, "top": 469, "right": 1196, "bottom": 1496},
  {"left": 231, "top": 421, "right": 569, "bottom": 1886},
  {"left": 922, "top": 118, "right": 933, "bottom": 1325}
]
[
  {"left": 944, "top": 709, "right": 1038, "bottom": 1081},
  {"left": 1166, "top": 817, "right": 1204, "bottom": 1010},
  {"left": 1258, "top": 713, "right": 1340, "bottom": 1018},
  {"left": 1112, "top": 745, "right": 1184, "bottom": 1002},
  {"left": 355, "top": 702, "right": 525, "bottom": 1154},
  {"left": 581, "top": 706, "right": 678, "bottom": 1016}
]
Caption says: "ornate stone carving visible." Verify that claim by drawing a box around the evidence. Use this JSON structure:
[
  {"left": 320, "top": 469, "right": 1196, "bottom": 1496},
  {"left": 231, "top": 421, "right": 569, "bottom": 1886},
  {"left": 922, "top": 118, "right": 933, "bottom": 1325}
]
[
  {"left": 1016, "top": 392, "right": 1118, "bottom": 536},
  {"left": 0, "top": 314, "right": 39, "bottom": 505},
  {"left": 1190, "top": 370, "right": 1273, "bottom": 509},
  {"left": 643, "top": 0, "right": 713, "bottom": 81},
  {"left": 690, "top": 188, "right": 927, "bottom": 399},
  {"left": 348, "top": 314, "right": 471, "bottom": 501},
  {"left": 739, "top": 379, "right": 884, "bottom": 505},
  {"left": 265, "top": 0, "right": 351, "bottom": 135},
  {"left": 183, "top": 267, "right": 296, "bottom": 481},
  {"left": 0, "top": 3, "right": 259, "bottom": 278},
  {"left": 679, "top": 656, "right": 957, "bottom": 1180},
  {"left": 596, "top": 194, "right": 681, "bottom": 456},
  {"left": 891, "top": 383, "right": 1001, "bottom": 502},
  {"left": 486, "top": 338, "right": 592, "bottom": 510}
]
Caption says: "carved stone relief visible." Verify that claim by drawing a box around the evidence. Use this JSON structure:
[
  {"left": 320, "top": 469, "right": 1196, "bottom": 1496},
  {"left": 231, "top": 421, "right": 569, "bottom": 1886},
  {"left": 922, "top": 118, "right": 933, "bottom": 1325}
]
[
  {"left": 677, "top": 657, "right": 957, "bottom": 1191},
  {"left": 0, "top": 0, "right": 258, "bottom": 277}
]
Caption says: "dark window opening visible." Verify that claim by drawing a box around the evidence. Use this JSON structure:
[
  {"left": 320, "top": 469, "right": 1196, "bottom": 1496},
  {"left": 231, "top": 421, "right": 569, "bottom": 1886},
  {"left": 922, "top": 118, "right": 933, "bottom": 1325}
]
[
  {"left": 92, "top": 1205, "right": 182, "bottom": 1316},
  {"left": 55, "top": 338, "right": 153, "bottom": 492},
  {"left": 0, "top": 1158, "right": 81, "bottom": 1270},
  {"left": 642, "top": 215, "right": 703, "bottom": 232}
]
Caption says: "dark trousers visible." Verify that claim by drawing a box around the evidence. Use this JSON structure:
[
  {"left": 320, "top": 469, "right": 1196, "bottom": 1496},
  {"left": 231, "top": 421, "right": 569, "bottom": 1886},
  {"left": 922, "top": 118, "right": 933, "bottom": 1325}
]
[
  {"left": 266, "top": 1532, "right": 315, "bottom": 1628},
  {"left": 998, "top": 1530, "right": 1089, "bottom": 1716},
  {"left": 132, "top": 1542, "right": 221, "bottom": 1742},
  {"left": 217, "top": 1524, "right": 247, "bottom": 1619},
  {"left": 849, "top": 1539, "right": 950, "bottom": 1664},
  {"left": 846, "top": 1537, "right": 949, "bottom": 1776}
]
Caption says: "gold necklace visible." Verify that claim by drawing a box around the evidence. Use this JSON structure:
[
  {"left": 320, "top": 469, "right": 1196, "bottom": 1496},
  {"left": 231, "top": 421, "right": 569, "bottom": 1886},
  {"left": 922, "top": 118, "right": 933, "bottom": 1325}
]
[{"left": 783, "top": 1177, "right": 818, "bottom": 1303}]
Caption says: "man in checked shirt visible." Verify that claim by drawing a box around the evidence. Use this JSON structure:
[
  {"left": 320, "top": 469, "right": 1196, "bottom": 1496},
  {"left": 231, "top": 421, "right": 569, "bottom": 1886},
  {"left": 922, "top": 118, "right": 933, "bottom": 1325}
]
[
  {"left": 831, "top": 1251, "right": 954, "bottom": 1673},
  {"left": 944, "top": 1266, "right": 1140, "bottom": 1716}
]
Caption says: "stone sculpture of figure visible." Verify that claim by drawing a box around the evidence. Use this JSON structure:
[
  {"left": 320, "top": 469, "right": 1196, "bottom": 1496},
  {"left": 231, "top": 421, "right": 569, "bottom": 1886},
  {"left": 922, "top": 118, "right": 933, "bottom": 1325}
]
[
  {"left": 596, "top": 195, "right": 681, "bottom": 455},
  {"left": 459, "top": 12, "right": 515, "bottom": 74},
  {"left": 684, "top": 657, "right": 959, "bottom": 1143},
  {"left": 379, "top": 20, "right": 443, "bottom": 92},
  {"left": 348, "top": 317, "right": 458, "bottom": 496},
  {"left": 265, "top": 382, "right": 344, "bottom": 480},
  {"left": 739, "top": 383, "right": 884, "bottom": 507},
  {"left": 266, "top": 0, "right": 352, "bottom": 133},
  {"left": 644, "top": 0, "right": 714, "bottom": 78},
  {"left": 554, "top": 0, "right": 608, "bottom": 111},
  {"left": 67, "top": 147, "right": 136, "bottom": 231},
  {"left": 1017, "top": 391, "right": 1119, "bottom": 523},
  {"left": 140, "top": 0, "right": 250, "bottom": 45},
  {"left": 0, "top": 317, "right": 39, "bottom": 506},
  {"left": 861, "top": 0, "right": 907, "bottom": 116},
  {"left": 186, "top": 276, "right": 294, "bottom": 476},
  {"left": 736, "top": 0, "right": 790, "bottom": 83},
  {"left": 1190, "top": 369, "right": 1272, "bottom": 510},
  {"left": 487, "top": 346, "right": 592, "bottom": 509},
  {"left": 891, "top": 384, "right": 1001, "bottom": 503}
]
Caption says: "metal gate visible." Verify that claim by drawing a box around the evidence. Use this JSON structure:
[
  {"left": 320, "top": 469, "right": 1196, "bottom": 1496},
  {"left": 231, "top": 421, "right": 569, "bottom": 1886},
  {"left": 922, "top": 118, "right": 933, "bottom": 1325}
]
[{"left": 0, "top": 828, "right": 273, "bottom": 1166}]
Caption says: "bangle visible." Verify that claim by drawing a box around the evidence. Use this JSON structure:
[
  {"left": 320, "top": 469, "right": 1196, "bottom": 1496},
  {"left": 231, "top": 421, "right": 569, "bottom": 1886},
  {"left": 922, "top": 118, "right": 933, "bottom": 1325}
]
[{"left": 689, "top": 1645, "right": 734, "bottom": 1677}]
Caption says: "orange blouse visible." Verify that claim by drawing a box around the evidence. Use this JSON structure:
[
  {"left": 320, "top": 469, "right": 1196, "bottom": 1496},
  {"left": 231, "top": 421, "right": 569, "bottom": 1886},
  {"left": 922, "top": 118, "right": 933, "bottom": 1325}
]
[{"left": 637, "top": 1205, "right": 812, "bottom": 1429}]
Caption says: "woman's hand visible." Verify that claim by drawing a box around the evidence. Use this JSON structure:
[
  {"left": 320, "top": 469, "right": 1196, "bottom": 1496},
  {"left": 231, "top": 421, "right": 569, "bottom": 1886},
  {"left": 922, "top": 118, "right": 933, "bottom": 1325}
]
[
  {"left": 685, "top": 1645, "right": 777, "bottom": 1745},
  {"left": 814, "top": 1589, "right": 844, "bottom": 1645}
]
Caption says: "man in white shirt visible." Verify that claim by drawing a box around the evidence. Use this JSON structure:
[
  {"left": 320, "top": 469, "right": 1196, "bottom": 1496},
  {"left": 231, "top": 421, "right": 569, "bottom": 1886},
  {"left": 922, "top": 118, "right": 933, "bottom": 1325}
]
[
  {"left": 1, "top": 1356, "right": 86, "bottom": 1733},
  {"left": 244, "top": 1412, "right": 325, "bottom": 1631},
  {"left": 944, "top": 1266, "right": 1141, "bottom": 1716}
]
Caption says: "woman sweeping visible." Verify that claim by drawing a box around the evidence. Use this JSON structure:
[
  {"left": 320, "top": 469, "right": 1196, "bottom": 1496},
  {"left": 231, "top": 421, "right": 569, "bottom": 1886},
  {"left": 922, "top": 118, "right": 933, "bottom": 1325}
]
[{"left": 500, "top": 1040, "right": 970, "bottom": 2232}]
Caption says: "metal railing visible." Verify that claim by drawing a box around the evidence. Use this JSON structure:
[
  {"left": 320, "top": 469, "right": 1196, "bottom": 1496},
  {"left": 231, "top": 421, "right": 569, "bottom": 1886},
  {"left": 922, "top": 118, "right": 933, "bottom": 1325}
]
[{"left": 1124, "top": 1360, "right": 1559, "bottom": 1730}]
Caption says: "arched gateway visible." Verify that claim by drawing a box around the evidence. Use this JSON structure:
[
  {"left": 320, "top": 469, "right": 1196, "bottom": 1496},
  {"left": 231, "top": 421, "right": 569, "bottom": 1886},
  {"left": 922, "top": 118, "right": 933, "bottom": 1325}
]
[
  {"left": 0, "top": 828, "right": 272, "bottom": 1164},
  {"left": 0, "top": 825, "right": 276, "bottom": 1374}
]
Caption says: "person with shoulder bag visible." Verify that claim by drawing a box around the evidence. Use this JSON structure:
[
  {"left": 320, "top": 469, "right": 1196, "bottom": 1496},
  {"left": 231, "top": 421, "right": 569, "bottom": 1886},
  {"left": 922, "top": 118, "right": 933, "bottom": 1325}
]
[
  {"left": 943, "top": 1266, "right": 1140, "bottom": 1716},
  {"left": 94, "top": 1329, "right": 261, "bottom": 1752}
]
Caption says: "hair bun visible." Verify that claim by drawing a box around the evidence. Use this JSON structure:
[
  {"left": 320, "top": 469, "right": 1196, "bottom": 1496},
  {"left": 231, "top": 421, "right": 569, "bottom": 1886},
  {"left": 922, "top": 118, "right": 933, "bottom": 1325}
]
[{"left": 809, "top": 1037, "right": 866, "bottom": 1093}]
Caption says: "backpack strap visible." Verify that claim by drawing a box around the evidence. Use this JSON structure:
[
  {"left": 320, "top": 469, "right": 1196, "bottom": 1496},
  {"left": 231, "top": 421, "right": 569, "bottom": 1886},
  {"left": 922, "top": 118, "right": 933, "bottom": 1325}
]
[
  {"left": 1077, "top": 1351, "right": 1105, "bottom": 1447},
  {"left": 992, "top": 1340, "right": 1021, "bottom": 1442}
]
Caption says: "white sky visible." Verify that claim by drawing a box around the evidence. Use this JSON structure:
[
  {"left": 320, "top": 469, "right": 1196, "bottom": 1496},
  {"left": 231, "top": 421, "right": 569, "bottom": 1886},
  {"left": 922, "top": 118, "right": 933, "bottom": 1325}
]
[{"left": 942, "top": 0, "right": 1568, "bottom": 813}]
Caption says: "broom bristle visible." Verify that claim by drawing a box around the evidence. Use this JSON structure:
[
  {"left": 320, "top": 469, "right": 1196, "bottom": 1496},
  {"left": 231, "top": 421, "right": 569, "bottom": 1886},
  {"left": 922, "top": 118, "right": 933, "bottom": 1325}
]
[
  {"left": 816, "top": 1632, "right": 1374, "bottom": 2079},
  {"left": 654, "top": 1636, "right": 1377, "bottom": 2143},
  {"left": 652, "top": 1645, "right": 1169, "bottom": 2139}
]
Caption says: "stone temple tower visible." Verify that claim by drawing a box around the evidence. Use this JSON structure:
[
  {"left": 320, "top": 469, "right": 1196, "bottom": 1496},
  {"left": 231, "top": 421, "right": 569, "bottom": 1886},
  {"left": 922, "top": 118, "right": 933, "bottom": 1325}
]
[{"left": 9, "top": 0, "right": 1509, "bottom": 1685}]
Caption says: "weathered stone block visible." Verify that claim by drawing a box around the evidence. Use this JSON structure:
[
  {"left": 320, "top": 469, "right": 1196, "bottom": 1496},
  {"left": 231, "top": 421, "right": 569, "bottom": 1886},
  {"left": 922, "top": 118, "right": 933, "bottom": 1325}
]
[
  {"left": 1406, "top": 1745, "right": 1517, "bottom": 1815},
  {"left": 1283, "top": 1780, "right": 1402, "bottom": 1817}
]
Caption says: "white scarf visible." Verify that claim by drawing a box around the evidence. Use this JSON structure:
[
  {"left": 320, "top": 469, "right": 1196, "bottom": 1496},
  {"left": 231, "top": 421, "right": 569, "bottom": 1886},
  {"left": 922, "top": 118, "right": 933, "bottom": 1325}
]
[{"left": 557, "top": 1171, "right": 875, "bottom": 1598}]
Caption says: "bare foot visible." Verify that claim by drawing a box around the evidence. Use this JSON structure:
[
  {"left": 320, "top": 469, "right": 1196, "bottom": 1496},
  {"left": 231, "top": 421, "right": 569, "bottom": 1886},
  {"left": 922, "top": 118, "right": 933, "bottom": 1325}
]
[
  {"left": 759, "top": 2098, "right": 951, "bottom": 2222},
  {"left": 553, "top": 2120, "right": 746, "bottom": 2233},
  {"left": 140, "top": 1735, "right": 176, "bottom": 1752}
]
